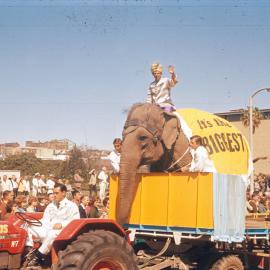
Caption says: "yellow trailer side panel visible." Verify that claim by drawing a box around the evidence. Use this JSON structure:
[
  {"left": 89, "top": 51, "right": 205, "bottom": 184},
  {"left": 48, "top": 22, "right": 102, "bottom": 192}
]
[
  {"left": 109, "top": 173, "right": 214, "bottom": 229},
  {"left": 109, "top": 174, "right": 118, "bottom": 220},
  {"left": 167, "top": 173, "right": 198, "bottom": 227},
  {"left": 129, "top": 174, "right": 142, "bottom": 224},
  {"left": 140, "top": 174, "right": 169, "bottom": 225},
  {"left": 197, "top": 173, "right": 214, "bottom": 228},
  {"left": 109, "top": 174, "right": 142, "bottom": 224}
]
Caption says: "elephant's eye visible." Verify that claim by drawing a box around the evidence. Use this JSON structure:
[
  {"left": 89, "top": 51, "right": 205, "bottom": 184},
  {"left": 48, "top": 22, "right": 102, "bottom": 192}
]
[{"left": 138, "top": 135, "right": 148, "bottom": 141}]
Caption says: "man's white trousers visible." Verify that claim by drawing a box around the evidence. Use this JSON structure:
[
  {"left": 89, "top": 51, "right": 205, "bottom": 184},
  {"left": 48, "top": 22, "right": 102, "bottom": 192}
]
[
  {"left": 26, "top": 226, "right": 61, "bottom": 255},
  {"left": 99, "top": 182, "right": 107, "bottom": 201}
]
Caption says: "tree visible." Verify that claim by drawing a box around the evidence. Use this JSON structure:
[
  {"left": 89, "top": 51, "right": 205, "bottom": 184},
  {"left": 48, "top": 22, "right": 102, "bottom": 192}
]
[
  {"left": 39, "top": 160, "right": 65, "bottom": 177},
  {"left": 60, "top": 146, "right": 87, "bottom": 179},
  {"left": 0, "top": 152, "right": 66, "bottom": 177},
  {"left": 0, "top": 153, "right": 42, "bottom": 175},
  {"left": 0, "top": 146, "right": 105, "bottom": 179},
  {"left": 241, "top": 107, "right": 264, "bottom": 134}
]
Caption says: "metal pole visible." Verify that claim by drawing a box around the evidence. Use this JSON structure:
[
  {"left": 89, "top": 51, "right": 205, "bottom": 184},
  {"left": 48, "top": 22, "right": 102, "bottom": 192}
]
[
  {"left": 248, "top": 88, "right": 270, "bottom": 195},
  {"left": 249, "top": 97, "right": 254, "bottom": 195}
]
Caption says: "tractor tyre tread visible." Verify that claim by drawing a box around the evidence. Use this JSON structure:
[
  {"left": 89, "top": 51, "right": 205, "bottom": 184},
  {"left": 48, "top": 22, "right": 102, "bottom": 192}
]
[
  {"left": 56, "top": 230, "right": 138, "bottom": 270},
  {"left": 209, "top": 255, "right": 244, "bottom": 270}
]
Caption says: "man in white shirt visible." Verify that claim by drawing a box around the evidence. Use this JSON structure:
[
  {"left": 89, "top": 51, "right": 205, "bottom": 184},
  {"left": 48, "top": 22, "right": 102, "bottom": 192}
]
[
  {"left": 101, "top": 138, "right": 122, "bottom": 173},
  {"left": 32, "top": 173, "right": 40, "bottom": 196},
  {"left": 97, "top": 167, "right": 109, "bottom": 201},
  {"left": 38, "top": 175, "right": 47, "bottom": 194},
  {"left": 22, "top": 176, "right": 31, "bottom": 195},
  {"left": 11, "top": 175, "right": 19, "bottom": 197},
  {"left": 0, "top": 175, "right": 13, "bottom": 192},
  {"left": 182, "top": 135, "right": 216, "bottom": 173},
  {"left": 26, "top": 183, "right": 80, "bottom": 267},
  {"left": 46, "top": 174, "right": 55, "bottom": 194}
]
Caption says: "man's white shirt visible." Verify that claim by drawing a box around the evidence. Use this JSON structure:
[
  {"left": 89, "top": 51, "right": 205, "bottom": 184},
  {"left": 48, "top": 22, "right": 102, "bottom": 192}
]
[
  {"left": 41, "top": 198, "right": 80, "bottom": 230},
  {"left": 0, "top": 180, "right": 13, "bottom": 192},
  {"left": 11, "top": 179, "right": 18, "bottom": 189},
  {"left": 189, "top": 146, "right": 216, "bottom": 173},
  {"left": 101, "top": 150, "right": 120, "bottom": 173},
  {"left": 23, "top": 180, "right": 31, "bottom": 193},
  {"left": 98, "top": 170, "right": 108, "bottom": 183},
  {"left": 46, "top": 179, "right": 55, "bottom": 194},
  {"left": 38, "top": 179, "right": 46, "bottom": 193},
  {"left": 32, "top": 178, "right": 39, "bottom": 190}
]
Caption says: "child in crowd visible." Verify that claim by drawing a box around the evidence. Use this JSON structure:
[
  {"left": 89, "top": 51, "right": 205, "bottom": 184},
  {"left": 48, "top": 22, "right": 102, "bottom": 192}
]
[
  {"left": 26, "top": 196, "right": 38, "bottom": 213},
  {"left": 15, "top": 195, "right": 28, "bottom": 212},
  {"left": 99, "top": 197, "right": 109, "bottom": 219},
  {"left": 88, "top": 197, "right": 100, "bottom": 218}
]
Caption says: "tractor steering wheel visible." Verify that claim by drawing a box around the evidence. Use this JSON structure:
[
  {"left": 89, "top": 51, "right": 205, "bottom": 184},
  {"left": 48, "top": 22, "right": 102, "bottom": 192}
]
[{"left": 15, "top": 212, "right": 42, "bottom": 227}]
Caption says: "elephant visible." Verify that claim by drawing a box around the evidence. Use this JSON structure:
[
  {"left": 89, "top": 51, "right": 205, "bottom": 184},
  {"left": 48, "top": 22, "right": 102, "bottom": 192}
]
[{"left": 117, "top": 103, "right": 192, "bottom": 224}]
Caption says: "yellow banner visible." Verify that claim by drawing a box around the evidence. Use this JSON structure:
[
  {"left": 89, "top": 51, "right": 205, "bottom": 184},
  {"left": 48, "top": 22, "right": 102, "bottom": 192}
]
[{"left": 177, "top": 108, "right": 250, "bottom": 175}]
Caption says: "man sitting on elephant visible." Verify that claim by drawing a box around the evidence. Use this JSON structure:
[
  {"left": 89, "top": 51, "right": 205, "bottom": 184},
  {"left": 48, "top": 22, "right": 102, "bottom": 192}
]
[{"left": 146, "top": 62, "right": 178, "bottom": 112}]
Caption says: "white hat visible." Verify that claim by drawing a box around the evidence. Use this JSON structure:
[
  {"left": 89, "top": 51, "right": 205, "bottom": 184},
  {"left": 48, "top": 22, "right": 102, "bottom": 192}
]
[{"left": 151, "top": 62, "right": 163, "bottom": 74}]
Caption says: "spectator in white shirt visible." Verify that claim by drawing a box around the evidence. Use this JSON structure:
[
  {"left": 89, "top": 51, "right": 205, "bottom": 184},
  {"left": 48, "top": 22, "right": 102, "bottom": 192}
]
[
  {"left": 97, "top": 167, "right": 109, "bottom": 201},
  {"left": 32, "top": 173, "right": 40, "bottom": 197},
  {"left": 0, "top": 175, "right": 13, "bottom": 193},
  {"left": 38, "top": 175, "right": 47, "bottom": 194},
  {"left": 23, "top": 176, "right": 31, "bottom": 196},
  {"left": 182, "top": 135, "right": 216, "bottom": 173},
  {"left": 46, "top": 174, "right": 55, "bottom": 194},
  {"left": 11, "top": 175, "right": 19, "bottom": 197},
  {"left": 101, "top": 138, "right": 122, "bottom": 173}
]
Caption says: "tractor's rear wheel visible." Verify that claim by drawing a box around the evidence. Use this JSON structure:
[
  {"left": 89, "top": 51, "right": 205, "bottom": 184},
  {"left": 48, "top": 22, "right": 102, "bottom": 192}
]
[
  {"left": 210, "top": 255, "right": 244, "bottom": 270},
  {"left": 57, "top": 230, "right": 138, "bottom": 270}
]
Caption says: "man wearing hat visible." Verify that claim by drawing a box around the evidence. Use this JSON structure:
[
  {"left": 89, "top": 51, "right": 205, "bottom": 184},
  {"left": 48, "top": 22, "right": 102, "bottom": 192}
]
[
  {"left": 146, "top": 62, "right": 178, "bottom": 112},
  {"left": 88, "top": 169, "right": 97, "bottom": 198}
]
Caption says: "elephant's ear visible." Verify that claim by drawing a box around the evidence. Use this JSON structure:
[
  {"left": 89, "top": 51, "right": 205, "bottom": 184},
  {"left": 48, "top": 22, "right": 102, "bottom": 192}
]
[{"left": 161, "top": 113, "right": 180, "bottom": 150}]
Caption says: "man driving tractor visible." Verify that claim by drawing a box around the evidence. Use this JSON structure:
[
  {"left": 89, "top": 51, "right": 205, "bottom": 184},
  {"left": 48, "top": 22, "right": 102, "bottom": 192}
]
[{"left": 25, "top": 183, "right": 79, "bottom": 267}]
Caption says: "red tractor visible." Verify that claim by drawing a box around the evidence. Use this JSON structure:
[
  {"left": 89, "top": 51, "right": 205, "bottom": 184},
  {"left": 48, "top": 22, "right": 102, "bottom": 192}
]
[{"left": 0, "top": 212, "right": 138, "bottom": 270}]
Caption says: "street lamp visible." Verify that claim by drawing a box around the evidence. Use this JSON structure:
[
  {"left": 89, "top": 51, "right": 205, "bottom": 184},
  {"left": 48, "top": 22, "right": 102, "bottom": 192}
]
[{"left": 249, "top": 87, "right": 270, "bottom": 194}]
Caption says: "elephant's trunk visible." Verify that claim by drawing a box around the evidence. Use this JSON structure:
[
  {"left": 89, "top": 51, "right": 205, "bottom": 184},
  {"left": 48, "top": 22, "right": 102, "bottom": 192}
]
[{"left": 117, "top": 139, "right": 141, "bottom": 225}]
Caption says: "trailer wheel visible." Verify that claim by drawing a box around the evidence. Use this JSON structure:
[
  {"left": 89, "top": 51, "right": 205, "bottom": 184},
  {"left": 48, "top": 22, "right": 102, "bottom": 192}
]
[
  {"left": 57, "top": 230, "right": 138, "bottom": 270},
  {"left": 210, "top": 255, "right": 244, "bottom": 270}
]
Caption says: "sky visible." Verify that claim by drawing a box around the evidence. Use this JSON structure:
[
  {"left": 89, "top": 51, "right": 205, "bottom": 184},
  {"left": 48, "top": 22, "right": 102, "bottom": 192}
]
[{"left": 0, "top": 0, "right": 269, "bottom": 150}]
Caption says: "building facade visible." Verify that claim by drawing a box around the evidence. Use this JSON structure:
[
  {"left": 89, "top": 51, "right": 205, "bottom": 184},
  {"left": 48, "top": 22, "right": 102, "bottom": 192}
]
[
  {"left": 0, "top": 139, "right": 69, "bottom": 161},
  {"left": 25, "top": 139, "right": 69, "bottom": 150},
  {"left": 216, "top": 109, "right": 270, "bottom": 175}
]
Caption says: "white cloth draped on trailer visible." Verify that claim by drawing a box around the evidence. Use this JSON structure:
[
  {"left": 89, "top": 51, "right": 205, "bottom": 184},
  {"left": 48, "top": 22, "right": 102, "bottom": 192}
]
[{"left": 213, "top": 173, "right": 246, "bottom": 243}]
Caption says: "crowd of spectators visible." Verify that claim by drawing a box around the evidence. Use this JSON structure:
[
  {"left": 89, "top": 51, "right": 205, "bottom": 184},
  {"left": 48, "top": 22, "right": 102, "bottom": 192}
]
[
  {"left": 0, "top": 171, "right": 110, "bottom": 221},
  {"left": 247, "top": 173, "right": 270, "bottom": 214},
  {"left": 0, "top": 138, "right": 122, "bottom": 222}
]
